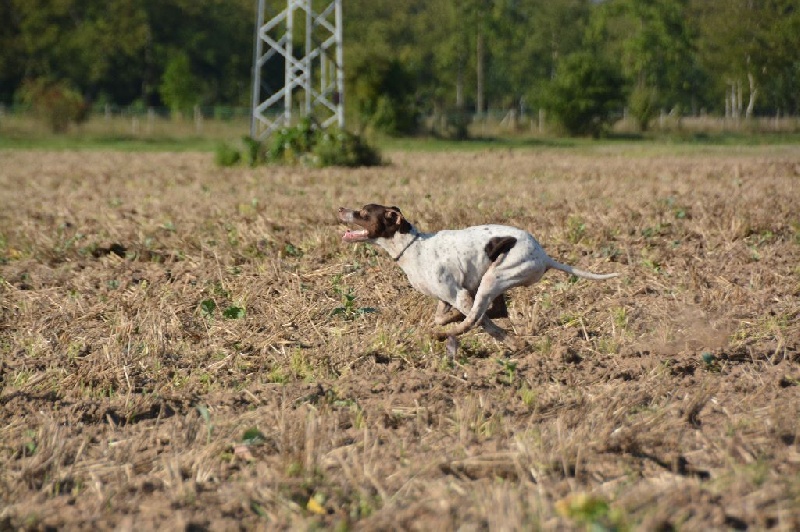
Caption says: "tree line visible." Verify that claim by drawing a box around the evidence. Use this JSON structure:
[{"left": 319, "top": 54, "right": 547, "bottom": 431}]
[{"left": 1, "top": 0, "right": 798, "bottom": 135}]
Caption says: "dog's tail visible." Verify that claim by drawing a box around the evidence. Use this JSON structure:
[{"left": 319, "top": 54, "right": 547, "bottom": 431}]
[{"left": 546, "top": 258, "right": 619, "bottom": 281}]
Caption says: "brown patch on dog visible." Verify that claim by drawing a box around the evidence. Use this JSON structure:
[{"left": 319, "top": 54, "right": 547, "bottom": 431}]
[{"left": 484, "top": 236, "right": 517, "bottom": 262}]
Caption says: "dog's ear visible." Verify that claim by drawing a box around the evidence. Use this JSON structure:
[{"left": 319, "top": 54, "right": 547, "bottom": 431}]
[{"left": 385, "top": 208, "right": 403, "bottom": 226}]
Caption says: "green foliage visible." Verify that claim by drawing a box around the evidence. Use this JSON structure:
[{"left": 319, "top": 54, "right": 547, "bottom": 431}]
[
  {"left": 0, "top": 0, "right": 255, "bottom": 108},
  {"left": 332, "top": 289, "right": 376, "bottom": 321},
  {"left": 2, "top": 0, "right": 800, "bottom": 126},
  {"left": 556, "top": 492, "right": 626, "bottom": 530},
  {"left": 200, "top": 299, "right": 216, "bottom": 318},
  {"left": 196, "top": 405, "right": 213, "bottom": 444},
  {"left": 214, "top": 143, "right": 241, "bottom": 167},
  {"left": 215, "top": 119, "right": 381, "bottom": 168},
  {"left": 269, "top": 119, "right": 317, "bottom": 164},
  {"left": 693, "top": 0, "right": 800, "bottom": 115},
  {"left": 159, "top": 52, "right": 199, "bottom": 117},
  {"left": 222, "top": 306, "right": 245, "bottom": 320},
  {"left": 588, "top": 0, "right": 697, "bottom": 113},
  {"left": 495, "top": 358, "right": 519, "bottom": 385},
  {"left": 241, "top": 136, "right": 263, "bottom": 166},
  {"left": 18, "top": 78, "right": 88, "bottom": 133},
  {"left": 567, "top": 216, "right": 587, "bottom": 244},
  {"left": 545, "top": 51, "right": 625, "bottom": 137},
  {"left": 312, "top": 127, "right": 383, "bottom": 167},
  {"left": 629, "top": 84, "right": 659, "bottom": 131},
  {"left": 351, "top": 53, "right": 418, "bottom": 135},
  {"left": 241, "top": 428, "right": 267, "bottom": 446}
]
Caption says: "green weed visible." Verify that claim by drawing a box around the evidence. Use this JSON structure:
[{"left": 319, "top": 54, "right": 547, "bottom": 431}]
[{"left": 332, "top": 289, "right": 376, "bottom": 320}]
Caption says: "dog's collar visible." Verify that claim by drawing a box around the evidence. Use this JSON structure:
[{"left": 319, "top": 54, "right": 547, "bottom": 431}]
[{"left": 391, "top": 230, "right": 420, "bottom": 262}]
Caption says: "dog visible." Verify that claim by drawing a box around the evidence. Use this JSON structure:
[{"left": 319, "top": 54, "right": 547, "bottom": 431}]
[{"left": 338, "top": 204, "right": 618, "bottom": 353}]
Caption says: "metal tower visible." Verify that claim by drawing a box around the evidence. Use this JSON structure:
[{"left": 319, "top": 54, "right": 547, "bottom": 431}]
[{"left": 250, "top": 0, "right": 344, "bottom": 140}]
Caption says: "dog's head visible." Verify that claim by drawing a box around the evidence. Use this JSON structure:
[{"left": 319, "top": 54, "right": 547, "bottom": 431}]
[{"left": 338, "top": 204, "right": 412, "bottom": 242}]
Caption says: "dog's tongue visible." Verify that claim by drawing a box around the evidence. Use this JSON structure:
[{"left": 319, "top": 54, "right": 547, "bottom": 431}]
[{"left": 342, "top": 229, "right": 365, "bottom": 242}]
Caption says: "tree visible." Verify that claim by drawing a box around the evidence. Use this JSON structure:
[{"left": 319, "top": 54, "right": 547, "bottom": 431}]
[
  {"left": 544, "top": 50, "right": 624, "bottom": 137},
  {"left": 588, "top": 0, "right": 699, "bottom": 129},
  {"left": 0, "top": 0, "right": 23, "bottom": 103},
  {"left": 693, "top": 0, "right": 800, "bottom": 116},
  {"left": 350, "top": 53, "right": 417, "bottom": 135},
  {"left": 18, "top": 78, "right": 88, "bottom": 132},
  {"left": 159, "top": 52, "right": 199, "bottom": 116}
]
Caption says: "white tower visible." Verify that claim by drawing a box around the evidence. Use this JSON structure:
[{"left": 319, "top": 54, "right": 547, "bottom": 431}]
[{"left": 251, "top": 0, "right": 344, "bottom": 140}]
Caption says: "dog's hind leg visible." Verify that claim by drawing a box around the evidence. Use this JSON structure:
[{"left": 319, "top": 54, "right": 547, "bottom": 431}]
[
  {"left": 434, "top": 287, "right": 520, "bottom": 350},
  {"left": 434, "top": 300, "right": 464, "bottom": 326},
  {"left": 444, "top": 270, "right": 503, "bottom": 337},
  {"left": 435, "top": 295, "right": 508, "bottom": 326}
]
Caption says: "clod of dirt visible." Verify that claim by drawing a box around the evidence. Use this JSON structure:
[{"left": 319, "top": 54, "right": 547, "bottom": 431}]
[{"left": 556, "top": 345, "right": 582, "bottom": 364}]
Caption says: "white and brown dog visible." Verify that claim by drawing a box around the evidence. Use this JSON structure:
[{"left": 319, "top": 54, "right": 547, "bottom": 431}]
[{"left": 338, "top": 204, "right": 618, "bottom": 352}]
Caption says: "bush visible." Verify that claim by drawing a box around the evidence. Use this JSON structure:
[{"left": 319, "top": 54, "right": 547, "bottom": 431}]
[
  {"left": 629, "top": 85, "right": 659, "bottom": 131},
  {"left": 241, "top": 136, "right": 264, "bottom": 166},
  {"left": 445, "top": 110, "right": 472, "bottom": 140},
  {"left": 268, "top": 118, "right": 318, "bottom": 164},
  {"left": 544, "top": 51, "right": 624, "bottom": 137},
  {"left": 352, "top": 54, "right": 418, "bottom": 135},
  {"left": 18, "top": 78, "right": 88, "bottom": 133},
  {"left": 214, "top": 142, "right": 241, "bottom": 167},
  {"left": 160, "top": 52, "right": 200, "bottom": 118},
  {"left": 215, "top": 118, "right": 381, "bottom": 168},
  {"left": 312, "top": 127, "right": 382, "bottom": 167}
]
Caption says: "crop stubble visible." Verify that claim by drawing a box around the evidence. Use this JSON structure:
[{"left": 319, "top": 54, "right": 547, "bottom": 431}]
[{"left": 1, "top": 148, "right": 799, "bottom": 529}]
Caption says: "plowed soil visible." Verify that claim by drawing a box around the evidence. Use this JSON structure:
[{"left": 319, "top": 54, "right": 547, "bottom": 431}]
[{"left": 1, "top": 147, "right": 799, "bottom": 530}]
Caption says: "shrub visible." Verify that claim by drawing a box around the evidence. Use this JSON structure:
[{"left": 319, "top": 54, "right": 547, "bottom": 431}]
[
  {"left": 241, "top": 136, "right": 264, "bottom": 166},
  {"left": 629, "top": 84, "right": 659, "bottom": 131},
  {"left": 160, "top": 52, "right": 200, "bottom": 118},
  {"left": 268, "top": 118, "right": 318, "bottom": 164},
  {"left": 214, "top": 142, "right": 241, "bottom": 167},
  {"left": 215, "top": 118, "right": 382, "bottom": 168},
  {"left": 18, "top": 78, "right": 88, "bottom": 133},
  {"left": 351, "top": 54, "right": 418, "bottom": 135},
  {"left": 445, "top": 110, "right": 472, "bottom": 140},
  {"left": 312, "top": 127, "right": 382, "bottom": 167},
  {"left": 544, "top": 51, "right": 624, "bottom": 137}
]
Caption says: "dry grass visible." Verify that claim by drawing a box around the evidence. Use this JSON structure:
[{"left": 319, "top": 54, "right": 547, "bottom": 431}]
[
  {"left": 1, "top": 147, "right": 799, "bottom": 530},
  {"left": 0, "top": 111, "right": 249, "bottom": 141}
]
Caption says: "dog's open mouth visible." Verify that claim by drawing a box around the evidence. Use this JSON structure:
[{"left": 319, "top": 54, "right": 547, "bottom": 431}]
[{"left": 342, "top": 228, "right": 370, "bottom": 242}]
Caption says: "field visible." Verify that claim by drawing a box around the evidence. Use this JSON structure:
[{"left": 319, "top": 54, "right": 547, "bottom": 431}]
[{"left": 1, "top": 146, "right": 799, "bottom": 530}]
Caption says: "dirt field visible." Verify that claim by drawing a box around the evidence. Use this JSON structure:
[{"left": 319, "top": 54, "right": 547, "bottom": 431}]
[{"left": 1, "top": 146, "right": 799, "bottom": 530}]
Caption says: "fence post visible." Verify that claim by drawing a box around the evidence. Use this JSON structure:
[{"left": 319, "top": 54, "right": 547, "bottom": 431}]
[
  {"left": 194, "top": 105, "right": 203, "bottom": 134},
  {"left": 147, "top": 108, "right": 155, "bottom": 135}
]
